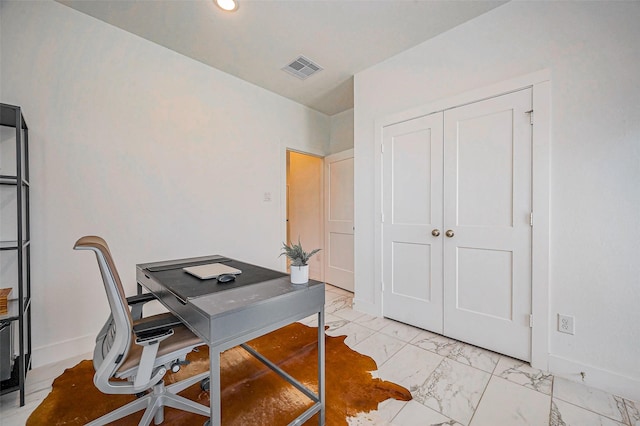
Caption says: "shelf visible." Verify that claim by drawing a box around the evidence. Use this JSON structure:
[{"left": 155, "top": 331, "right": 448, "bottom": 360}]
[
  {"left": 0, "top": 352, "right": 31, "bottom": 395},
  {"left": 0, "top": 175, "right": 17, "bottom": 185},
  {"left": 0, "top": 103, "right": 30, "bottom": 406},
  {"left": 0, "top": 103, "right": 27, "bottom": 129},
  {"left": 0, "top": 240, "right": 30, "bottom": 251},
  {"left": 0, "top": 298, "right": 31, "bottom": 322},
  {"left": 0, "top": 241, "right": 18, "bottom": 250},
  {"left": 0, "top": 176, "right": 29, "bottom": 186}
]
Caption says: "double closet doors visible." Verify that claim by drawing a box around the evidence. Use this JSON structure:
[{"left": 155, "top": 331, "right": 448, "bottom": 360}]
[{"left": 382, "top": 89, "right": 533, "bottom": 361}]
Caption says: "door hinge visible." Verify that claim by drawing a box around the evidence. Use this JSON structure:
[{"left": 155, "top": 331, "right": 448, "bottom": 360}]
[
  {"left": 381, "top": 213, "right": 385, "bottom": 223},
  {"left": 530, "top": 212, "right": 534, "bottom": 227},
  {"left": 529, "top": 314, "right": 534, "bottom": 328},
  {"left": 525, "top": 109, "right": 534, "bottom": 125},
  {"left": 381, "top": 143, "right": 384, "bottom": 153}
]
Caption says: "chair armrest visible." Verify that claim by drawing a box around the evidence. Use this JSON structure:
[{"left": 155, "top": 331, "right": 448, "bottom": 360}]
[
  {"left": 126, "top": 293, "right": 156, "bottom": 306},
  {"left": 127, "top": 293, "right": 157, "bottom": 321},
  {"left": 131, "top": 317, "right": 181, "bottom": 390},
  {"left": 132, "top": 314, "right": 182, "bottom": 341},
  {"left": 135, "top": 328, "right": 173, "bottom": 344}
]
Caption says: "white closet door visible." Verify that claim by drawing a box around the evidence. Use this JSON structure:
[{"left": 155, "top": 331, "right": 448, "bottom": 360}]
[
  {"left": 443, "top": 88, "right": 533, "bottom": 361},
  {"left": 382, "top": 113, "right": 444, "bottom": 332},
  {"left": 324, "top": 150, "right": 354, "bottom": 291}
]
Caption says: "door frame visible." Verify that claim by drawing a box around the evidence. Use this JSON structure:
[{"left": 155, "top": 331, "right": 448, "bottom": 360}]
[
  {"left": 280, "top": 146, "right": 326, "bottom": 280},
  {"left": 373, "top": 69, "right": 551, "bottom": 370}
]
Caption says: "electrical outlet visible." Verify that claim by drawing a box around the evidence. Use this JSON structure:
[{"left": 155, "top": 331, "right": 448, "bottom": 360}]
[{"left": 558, "top": 314, "right": 575, "bottom": 335}]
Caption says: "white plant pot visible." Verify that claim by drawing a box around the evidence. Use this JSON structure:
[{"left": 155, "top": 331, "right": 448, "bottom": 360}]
[{"left": 290, "top": 265, "right": 309, "bottom": 284}]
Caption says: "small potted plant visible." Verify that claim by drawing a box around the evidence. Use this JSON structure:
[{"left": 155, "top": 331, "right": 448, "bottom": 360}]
[{"left": 280, "top": 238, "right": 321, "bottom": 284}]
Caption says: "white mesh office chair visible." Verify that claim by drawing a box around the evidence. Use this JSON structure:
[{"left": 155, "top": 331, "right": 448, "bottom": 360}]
[{"left": 75, "top": 236, "right": 210, "bottom": 426}]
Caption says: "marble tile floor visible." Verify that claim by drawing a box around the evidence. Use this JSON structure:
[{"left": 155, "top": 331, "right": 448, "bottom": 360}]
[
  {"left": 309, "top": 286, "right": 640, "bottom": 426},
  {"left": 1, "top": 284, "right": 638, "bottom": 426}
]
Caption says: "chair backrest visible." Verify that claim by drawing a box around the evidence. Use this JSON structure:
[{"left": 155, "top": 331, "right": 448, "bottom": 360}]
[{"left": 74, "top": 236, "right": 135, "bottom": 394}]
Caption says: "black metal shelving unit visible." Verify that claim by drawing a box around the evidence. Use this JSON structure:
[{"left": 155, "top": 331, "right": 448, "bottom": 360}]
[{"left": 0, "top": 103, "right": 32, "bottom": 406}]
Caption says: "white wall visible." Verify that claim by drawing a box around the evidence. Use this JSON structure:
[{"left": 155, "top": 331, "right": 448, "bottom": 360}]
[
  {"left": 0, "top": 0, "right": 329, "bottom": 366},
  {"left": 354, "top": 1, "right": 640, "bottom": 400},
  {"left": 328, "top": 108, "right": 354, "bottom": 154}
]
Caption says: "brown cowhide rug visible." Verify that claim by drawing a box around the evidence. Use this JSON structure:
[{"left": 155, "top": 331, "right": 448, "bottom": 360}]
[{"left": 27, "top": 323, "right": 411, "bottom": 425}]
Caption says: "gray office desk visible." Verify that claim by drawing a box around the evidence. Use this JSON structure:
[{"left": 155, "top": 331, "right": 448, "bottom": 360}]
[{"left": 137, "top": 255, "right": 325, "bottom": 426}]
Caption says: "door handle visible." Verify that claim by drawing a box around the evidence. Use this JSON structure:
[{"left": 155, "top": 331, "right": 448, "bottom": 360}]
[
  {"left": 431, "top": 229, "right": 440, "bottom": 237},
  {"left": 445, "top": 230, "right": 455, "bottom": 238}
]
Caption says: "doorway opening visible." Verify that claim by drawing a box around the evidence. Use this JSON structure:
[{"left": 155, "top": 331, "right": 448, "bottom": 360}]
[{"left": 286, "top": 150, "right": 324, "bottom": 281}]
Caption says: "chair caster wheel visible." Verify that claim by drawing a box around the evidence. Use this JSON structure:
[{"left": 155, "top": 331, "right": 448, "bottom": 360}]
[{"left": 200, "top": 377, "right": 210, "bottom": 392}]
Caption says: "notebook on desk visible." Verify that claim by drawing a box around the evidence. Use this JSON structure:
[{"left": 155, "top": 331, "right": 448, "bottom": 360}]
[{"left": 183, "top": 263, "right": 242, "bottom": 280}]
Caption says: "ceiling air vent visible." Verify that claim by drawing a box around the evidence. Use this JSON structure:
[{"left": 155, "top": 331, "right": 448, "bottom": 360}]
[{"left": 282, "top": 56, "right": 323, "bottom": 80}]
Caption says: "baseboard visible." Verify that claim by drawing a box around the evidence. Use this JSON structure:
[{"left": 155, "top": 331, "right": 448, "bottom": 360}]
[
  {"left": 32, "top": 333, "right": 94, "bottom": 368},
  {"left": 548, "top": 354, "right": 640, "bottom": 402},
  {"left": 352, "top": 297, "right": 380, "bottom": 317}
]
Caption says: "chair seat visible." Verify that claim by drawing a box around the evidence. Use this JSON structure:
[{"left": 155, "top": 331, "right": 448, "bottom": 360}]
[{"left": 117, "top": 313, "right": 203, "bottom": 377}]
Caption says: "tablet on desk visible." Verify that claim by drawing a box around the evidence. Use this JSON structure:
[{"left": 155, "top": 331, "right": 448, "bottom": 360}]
[{"left": 183, "top": 263, "right": 242, "bottom": 280}]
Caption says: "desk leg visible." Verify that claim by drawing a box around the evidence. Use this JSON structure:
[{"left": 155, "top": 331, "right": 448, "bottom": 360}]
[
  {"left": 318, "top": 310, "right": 325, "bottom": 425},
  {"left": 209, "top": 346, "right": 221, "bottom": 426}
]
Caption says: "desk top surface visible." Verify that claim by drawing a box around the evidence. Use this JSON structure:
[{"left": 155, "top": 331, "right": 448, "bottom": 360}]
[
  {"left": 137, "top": 255, "right": 324, "bottom": 318},
  {"left": 140, "top": 255, "right": 287, "bottom": 301}
]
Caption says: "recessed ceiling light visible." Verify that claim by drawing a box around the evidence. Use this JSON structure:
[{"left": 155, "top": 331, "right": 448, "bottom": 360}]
[{"left": 215, "top": 0, "right": 238, "bottom": 12}]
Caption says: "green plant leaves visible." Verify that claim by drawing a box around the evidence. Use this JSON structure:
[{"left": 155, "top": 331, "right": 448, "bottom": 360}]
[{"left": 279, "top": 238, "right": 321, "bottom": 266}]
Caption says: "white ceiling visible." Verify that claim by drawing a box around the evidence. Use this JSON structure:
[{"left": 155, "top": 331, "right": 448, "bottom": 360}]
[{"left": 56, "top": 0, "right": 506, "bottom": 116}]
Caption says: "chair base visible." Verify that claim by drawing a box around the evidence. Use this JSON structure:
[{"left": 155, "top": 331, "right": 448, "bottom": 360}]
[{"left": 86, "top": 371, "right": 210, "bottom": 426}]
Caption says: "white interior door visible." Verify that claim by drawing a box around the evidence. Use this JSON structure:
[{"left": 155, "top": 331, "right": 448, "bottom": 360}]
[
  {"left": 382, "top": 113, "right": 444, "bottom": 331},
  {"left": 443, "top": 88, "right": 532, "bottom": 361},
  {"left": 381, "top": 88, "right": 533, "bottom": 361},
  {"left": 324, "top": 149, "right": 354, "bottom": 291}
]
